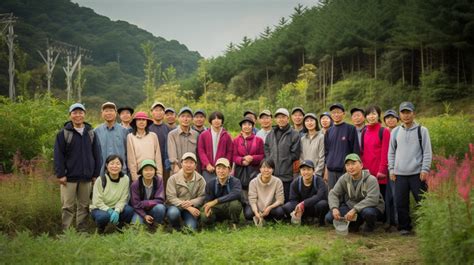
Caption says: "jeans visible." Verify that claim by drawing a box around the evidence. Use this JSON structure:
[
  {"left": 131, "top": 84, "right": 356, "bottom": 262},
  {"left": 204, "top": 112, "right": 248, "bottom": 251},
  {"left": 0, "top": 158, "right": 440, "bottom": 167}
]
[
  {"left": 202, "top": 170, "right": 216, "bottom": 184},
  {"left": 167, "top": 205, "right": 199, "bottom": 231},
  {"left": 91, "top": 205, "right": 134, "bottom": 231},
  {"left": 385, "top": 179, "right": 398, "bottom": 226},
  {"left": 325, "top": 204, "right": 382, "bottom": 231},
  {"left": 282, "top": 200, "right": 329, "bottom": 224},
  {"left": 243, "top": 205, "right": 285, "bottom": 221},
  {"left": 281, "top": 181, "right": 292, "bottom": 203},
  {"left": 395, "top": 174, "right": 426, "bottom": 231},
  {"left": 327, "top": 170, "right": 344, "bottom": 191},
  {"left": 200, "top": 200, "right": 243, "bottom": 225},
  {"left": 131, "top": 204, "right": 167, "bottom": 225}
]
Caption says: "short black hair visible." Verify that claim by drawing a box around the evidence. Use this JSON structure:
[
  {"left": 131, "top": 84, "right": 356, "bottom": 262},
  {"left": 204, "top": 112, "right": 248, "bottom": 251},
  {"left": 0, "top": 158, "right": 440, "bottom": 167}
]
[
  {"left": 208, "top": 111, "right": 225, "bottom": 124},
  {"left": 365, "top": 105, "right": 382, "bottom": 123},
  {"left": 259, "top": 158, "right": 275, "bottom": 170},
  {"left": 104, "top": 154, "right": 124, "bottom": 178}
]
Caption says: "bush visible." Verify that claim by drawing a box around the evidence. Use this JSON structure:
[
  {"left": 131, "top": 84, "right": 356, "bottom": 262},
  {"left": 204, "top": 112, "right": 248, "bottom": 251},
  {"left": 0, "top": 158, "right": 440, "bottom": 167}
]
[
  {"left": 418, "top": 145, "right": 474, "bottom": 264},
  {"left": 0, "top": 96, "right": 67, "bottom": 172}
]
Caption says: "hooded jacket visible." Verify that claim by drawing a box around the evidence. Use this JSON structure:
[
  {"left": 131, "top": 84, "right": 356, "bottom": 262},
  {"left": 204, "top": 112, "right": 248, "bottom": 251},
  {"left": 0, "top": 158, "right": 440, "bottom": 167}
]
[
  {"left": 328, "top": 169, "right": 385, "bottom": 213},
  {"left": 166, "top": 169, "right": 206, "bottom": 208},
  {"left": 264, "top": 125, "right": 301, "bottom": 182},
  {"left": 130, "top": 175, "right": 165, "bottom": 218},
  {"left": 54, "top": 121, "right": 101, "bottom": 182},
  {"left": 324, "top": 122, "right": 360, "bottom": 172}
]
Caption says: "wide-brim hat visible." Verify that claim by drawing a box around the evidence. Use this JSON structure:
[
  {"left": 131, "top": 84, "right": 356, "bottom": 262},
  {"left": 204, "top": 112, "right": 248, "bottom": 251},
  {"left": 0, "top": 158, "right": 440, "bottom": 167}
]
[
  {"left": 117, "top": 106, "right": 134, "bottom": 115},
  {"left": 138, "top": 159, "right": 157, "bottom": 175},
  {"left": 239, "top": 117, "right": 255, "bottom": 127},
  {"left": 131, "top": 111, "right": 153, "bottom": 128}
]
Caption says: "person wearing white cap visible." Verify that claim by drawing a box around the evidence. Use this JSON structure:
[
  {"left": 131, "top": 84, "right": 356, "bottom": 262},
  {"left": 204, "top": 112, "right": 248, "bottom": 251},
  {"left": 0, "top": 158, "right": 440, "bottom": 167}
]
[
  {"left": 54, "top": 103, "right": 101, "bottom": 231},
  {"left": 95, "top": 102, "right": 129, "bottom": 177},
  {"left": 256, "top": 110, "right": 273, "bottom": 143},
  {"left": 166, "top": 152, "right": 206, "bottom": 231},
  {"left": 264, "top": 107, "right": 301, "bottom": 202}
]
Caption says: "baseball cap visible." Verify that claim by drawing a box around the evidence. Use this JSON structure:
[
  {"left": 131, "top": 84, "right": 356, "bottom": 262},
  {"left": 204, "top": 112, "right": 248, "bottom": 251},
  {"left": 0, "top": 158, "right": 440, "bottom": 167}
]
[
  {"left": 239, "top": 117, "right": 255, "bottom": 127},
  {"left": 291, "top": 107, "right": 305, "bottom": 115},
  {"left": 165, "top": 107, "right": 176, "bottom": 114},
  {"left": 215, "top": 158, "right": 231, "bottom": 168},
  {"left": 299, "top": 160, "right": 315, "bottom": 169},
  {"left": 69, "top": 103, "right": 86, "bottom": 113},
  {"left": 101, "top": 101, "right": 117, "bottom": 111},
  {"left": 150, "top": 102, "right": 165, "bottom": 110},
  {"left": 243, "top": 110, "right": 256, "bottom": 117},
  {"left": 178, "top": 107, "right": 193, "bottom": 117},
  {"left": 274, "top": 108, "right": 290, "bottom": 117},
  {"left": 344, "top": 153, "right": 361, "bottom": 163},
  {"left": 383, "top": 109, "right": 399, "bottom": 120},
  {"left": 181, "top": 152, "right": 197, "bottom": 162},
  {"left": 303, "top": 113, "right": 318, "bottom": 122},
  {"left": 350, "top": 107, "right": 365, "bottom": 115},
  {"left": 399, "top": 102, "right": 415, "bottom": 112},
  {"left": 117, "top": 106, "right": 134, "bottom": 115},
  {"left": 259, "top": 109, "right": 272, "bottom": 118},
  {"left": 329, "top": 103, "right": 345, "bottom": 112},
  {"left": 194, "top": 109, "right": 206, "bottom": 117}
]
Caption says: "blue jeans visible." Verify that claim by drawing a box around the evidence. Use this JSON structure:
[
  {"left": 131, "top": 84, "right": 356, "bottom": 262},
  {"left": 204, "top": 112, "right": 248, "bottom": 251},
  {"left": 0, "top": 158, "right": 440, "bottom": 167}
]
[
  {"left": 166, "top": 205, "right": 199, "bottom": 231},
  {"left": 395, "top": 174, "right": 426, "bottom": 231},
  {"left": 91, "top": 205, "right": 134, "bottom": 230},
  {"left": 131, "top": 204, "right": 167, "bottom": 225},
  {"left": 325, "top": 204, "right": 382, "bottom": 231},
  {"left": 283, "top": 200, "right": 329, "bottom": 224},
  {"left": 202, "top": 171, "right": 216, "bottom": 184},
  {"left": 385, "top": 179, "right": 398, "bottom": 226}
]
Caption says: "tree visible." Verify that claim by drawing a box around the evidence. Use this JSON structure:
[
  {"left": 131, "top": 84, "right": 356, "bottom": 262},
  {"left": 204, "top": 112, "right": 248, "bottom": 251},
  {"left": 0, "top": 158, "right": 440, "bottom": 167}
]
[{"left": 142, "top": 41, "right": 159, "bottom": 107}]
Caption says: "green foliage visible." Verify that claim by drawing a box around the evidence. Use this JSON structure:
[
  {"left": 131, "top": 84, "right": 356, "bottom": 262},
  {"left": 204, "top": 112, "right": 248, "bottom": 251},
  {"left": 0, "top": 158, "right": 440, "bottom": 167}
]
[
  {"left": 419, "top": 114, "right": 474, "bottom": 159},
  {"left": 0, "top": 96, "right": 67, "bottom": 171},
  {"left": 420, "top": 70, "right": 471, "bottom": 103}
]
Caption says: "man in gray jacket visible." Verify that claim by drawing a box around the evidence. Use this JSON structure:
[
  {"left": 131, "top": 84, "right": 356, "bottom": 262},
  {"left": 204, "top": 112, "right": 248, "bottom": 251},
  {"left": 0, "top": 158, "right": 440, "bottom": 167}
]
[
  {"left": 388, "top": 101, "right": 432, "bottom": 236},
  {"left": 264, "top": 108, "right": 301, "bottom": 202},
  {"left": 325, "top": 154, "right": 384, "bottom": 234}
]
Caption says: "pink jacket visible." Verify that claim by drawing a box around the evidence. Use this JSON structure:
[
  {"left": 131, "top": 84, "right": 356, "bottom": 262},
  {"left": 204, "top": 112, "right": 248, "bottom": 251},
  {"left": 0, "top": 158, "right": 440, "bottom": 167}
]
[
  {"left": 361, "top": 123, "right": 390, "bottom": 185},
  {"left": 232, "top": 133, "right": 265, "bottom": 169},
  {"left": 197, "top": 128, "right": 233, "bottom": 170}
]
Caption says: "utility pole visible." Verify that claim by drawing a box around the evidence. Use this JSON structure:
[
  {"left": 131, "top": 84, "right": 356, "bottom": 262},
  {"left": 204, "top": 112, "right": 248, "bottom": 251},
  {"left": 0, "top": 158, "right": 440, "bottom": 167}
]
[
  {"left": 37, "top": 39, "right": 60, "bottom": 94},
  {"left": 0, "top": 13, "right": 17, "bottom": 100},
  {"left": 75, "top": 46, "right": 91, "bottom": 102}
]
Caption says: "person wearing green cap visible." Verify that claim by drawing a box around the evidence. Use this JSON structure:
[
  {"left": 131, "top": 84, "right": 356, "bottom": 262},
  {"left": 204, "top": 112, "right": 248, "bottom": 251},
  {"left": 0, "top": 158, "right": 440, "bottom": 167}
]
[
  {"left": 130, "top": 159, "right": 166, "bottom": 227},
  {"left": 325, "top": 153, "right": 384, "bottom": 234}
]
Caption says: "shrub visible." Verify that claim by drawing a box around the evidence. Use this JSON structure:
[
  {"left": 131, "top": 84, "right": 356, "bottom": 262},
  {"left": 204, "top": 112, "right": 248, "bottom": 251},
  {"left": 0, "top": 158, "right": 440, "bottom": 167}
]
[{"left": 417, "top": 144, "right": 474, "bottom": 264}]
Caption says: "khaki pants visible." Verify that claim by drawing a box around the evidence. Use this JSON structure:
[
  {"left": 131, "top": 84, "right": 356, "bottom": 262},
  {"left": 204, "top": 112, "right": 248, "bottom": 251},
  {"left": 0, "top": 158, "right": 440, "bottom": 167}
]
[{"left": 60, "top": 181, "right": 92, "bottom": 231}]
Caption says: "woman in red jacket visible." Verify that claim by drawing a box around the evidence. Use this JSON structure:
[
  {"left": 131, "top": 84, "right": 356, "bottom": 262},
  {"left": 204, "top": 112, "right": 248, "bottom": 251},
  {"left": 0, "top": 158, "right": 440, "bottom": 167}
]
[
  {"left": 197, "top": 111, "right": 233, "bottom": 183},
  {"left": 232, "top": 117, "right": 265, "bottom": 204}
]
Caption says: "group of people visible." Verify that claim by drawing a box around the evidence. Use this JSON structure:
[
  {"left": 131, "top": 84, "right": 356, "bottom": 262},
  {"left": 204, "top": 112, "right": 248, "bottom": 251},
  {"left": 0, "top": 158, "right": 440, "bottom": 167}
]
[{"left": 54, "top": 100, "right": 432, "bottom": 235}]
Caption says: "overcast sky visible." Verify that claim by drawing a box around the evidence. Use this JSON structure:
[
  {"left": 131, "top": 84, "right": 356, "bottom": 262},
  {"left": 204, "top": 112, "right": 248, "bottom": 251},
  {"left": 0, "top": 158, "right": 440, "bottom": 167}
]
[{"left": 73, "top": 0, "right": 318, "bottom": 58}]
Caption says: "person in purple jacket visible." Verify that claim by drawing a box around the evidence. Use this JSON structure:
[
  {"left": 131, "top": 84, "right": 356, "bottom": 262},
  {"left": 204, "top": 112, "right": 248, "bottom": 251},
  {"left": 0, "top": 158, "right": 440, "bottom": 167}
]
[{"left": 130, "top": 159, "right": 166, "bottom": 227}]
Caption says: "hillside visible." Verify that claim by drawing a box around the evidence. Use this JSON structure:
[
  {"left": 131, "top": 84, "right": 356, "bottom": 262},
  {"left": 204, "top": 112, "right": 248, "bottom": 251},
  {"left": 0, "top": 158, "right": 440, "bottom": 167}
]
[{"left": 0, "top": 0, "right": 201, "bottom": 106}]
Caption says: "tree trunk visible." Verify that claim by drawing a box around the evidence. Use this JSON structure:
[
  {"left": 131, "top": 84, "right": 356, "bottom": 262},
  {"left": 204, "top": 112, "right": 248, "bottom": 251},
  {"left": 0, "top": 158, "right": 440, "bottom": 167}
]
[
  {"left": 457, "top": 48, "right": 460, "bottom": 88},
  {"left": 266, "top": 66, "right": 270, "bottom": 97},
  {"left": 411, "top": 49, "right": 414, "bottom": 86},
  {"left": 351, "top": 54, "right": 354, "bottom": 73},
  {"left": 340, "top": 61, "right": 345, "bottom": 80},
  {"left": 374, "top": 47, "right": 377, "bottom": 79},
  {"left": 420, "top": 43, "right": 424, "bottom": 76},
  {"left": 401, "top": 53, "right": 405, "bottom": 85},
  {"left": 357, "top": 51, "right": 360, "bottom": 72},
  {"left": 330, "top": 55, "right": 334, "bottom": 88}
]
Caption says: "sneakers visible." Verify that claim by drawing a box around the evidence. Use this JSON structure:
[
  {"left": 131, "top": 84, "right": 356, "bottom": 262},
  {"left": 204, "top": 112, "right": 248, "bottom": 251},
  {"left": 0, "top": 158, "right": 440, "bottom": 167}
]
[{"left": 400, "top": 229, "right": 412, "bottom": 236}]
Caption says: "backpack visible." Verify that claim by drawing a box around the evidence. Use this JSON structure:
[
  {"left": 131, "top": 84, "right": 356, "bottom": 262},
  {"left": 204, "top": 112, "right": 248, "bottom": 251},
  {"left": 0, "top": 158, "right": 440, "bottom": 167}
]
[
  {"left": 360, "top": 127, "right": 385, "bottom": 153},
  {"left": 393, "top": 125, "right": 423, "bottom": 154},
  {"left": 63, "top": 129, "right": 95, "bottom": 147},
  {"left": 298, "top": 174, "right": 319, "bottom": 194}
]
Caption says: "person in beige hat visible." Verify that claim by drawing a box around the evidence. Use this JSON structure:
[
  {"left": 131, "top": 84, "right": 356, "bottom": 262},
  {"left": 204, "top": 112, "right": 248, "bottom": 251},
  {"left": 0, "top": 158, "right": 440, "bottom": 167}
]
[{"left": 256, "top": 110, "right": 273, "bottom": 143}]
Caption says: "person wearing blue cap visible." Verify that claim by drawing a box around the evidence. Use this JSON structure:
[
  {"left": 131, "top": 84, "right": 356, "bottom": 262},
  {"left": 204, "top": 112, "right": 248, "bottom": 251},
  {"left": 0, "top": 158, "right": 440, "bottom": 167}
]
[
  {"left": 383, "top": 109, "right": 399, "bottom": 131},
  {"left": 192, "top": 109, "right": 207, "bottom": 134},
  {"left": 54, "top": 103, "right": 102, "bottom": 231},
  {"left": 319, "top": 112, "right": 333, "bottom": 135},
  {"left": 388, "top": 101, "right": 432, "bottom": 236}
]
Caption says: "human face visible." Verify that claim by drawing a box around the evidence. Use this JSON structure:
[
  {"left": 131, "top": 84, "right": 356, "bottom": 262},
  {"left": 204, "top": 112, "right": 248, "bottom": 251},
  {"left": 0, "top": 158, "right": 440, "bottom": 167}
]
[
  {"left": 320, "top": 116, "right": 331, "bottom": 129},
  {"left": 165, "top": 112, "right": 176, "bottom": 125},
  {"left": 210, "top": 117, "right": 223, "bottom": 129},
  {"left": 366, "top": 111, "right": 379, "bottom": 125},
  {"left": 304, "top": 117, "right": 316, "bottom": 131},
  {"left": 259, "top": 164, "right": 273, "bottom": 181},
  {"left": 291, "top": 111, "right": 304, "bottom": 126},
  {"left": 136, "top": 119, "right": 148, "bottom": 130},
  {"left": 102, "top": 107, "right": 117, "bottom": 123},
  {"left": 142, "top": 165, "right": 156, "bottom": 180},
  {"left": 330, "top": 108, "right": 345, "bottom": 124},
  {"left": 384, "top": 116, "right": 399, "bottom": 129},
  {"left": 275, "top": 114, "right": 289, "bottom": 128},
  {"left": 119, "top": 110, "right": 132, "bottom": 124},
  {"left": 70, "top": 109, "right": 85, "bottom": 127},
  {"left": 151, "top": 107, "right": 164, "bottom": 122},
  {"left": 106, "top": 158, "right": 122, "bottom": 177},
  {"left": 300, "top": 166, "right": 314, "bottom": 182},
  {"left": 241, "top": 121, "right": 253, "bottom": 135},
  {"left": 351, "top": 111, "right": 365, "bottom": 127},
  {"left": 216, "top": 164, "right": 230, "bottom": 181},
  {"left": 193, "top": 114, "right": 206, "bottom": 128},
  {"left": 400, "top": 110, "right": 415, "bottom": 126},
  {"left": 258, "top": 115, "right": 272, "bottom": 129},
  {"left": 182, "top": 158, "right": 196, "bottom": 175},
  {"left": 345, "top": 160, "right": 363, "bottom": 178},
  {"left": 179, "top": 113, "right": 192, "bottom": 128}
]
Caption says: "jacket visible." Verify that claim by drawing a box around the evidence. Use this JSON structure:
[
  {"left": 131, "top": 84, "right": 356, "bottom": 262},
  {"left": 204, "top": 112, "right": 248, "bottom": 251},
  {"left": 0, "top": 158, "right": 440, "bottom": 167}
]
[
  {"left": 232, "top": 133, "right": 265, "bottom": 170},
  {"left": 167, "top": 126, "right": 199, "bottom": 167},
  {"left": 288, "top": 175, "right": 327, "bottom": 208},
  {"left": 166, "top": 169, "right": 206, "bottom": 208},
  {"left": 204, "top": 176, "right": 242, "bottom": 204},
  {"left": 361, "top": 123, "right": 390, "bottom": 184},
  {"left": 264, "top": 125, "right": 301, "bottom": 182},
  {"left": 299, "top": 131, "right": 325, "bottom": 176},
  {"left": 324, "top": 122, "right": 360, "bottom": 172},
  {"left": 94, "top": 122, "right": 129, "bottom": 176},
  {"left": 197, "top": 128, "right": 233, "bottom": 170},
  {"left": 54, "top": 121, "right": 101, "bottom": 182},
  {"left": 130, "top": 175, "right": 165, "bottom": 218},
  {"left": 328, "top": 170, "right": 385, "bottom": 213}
]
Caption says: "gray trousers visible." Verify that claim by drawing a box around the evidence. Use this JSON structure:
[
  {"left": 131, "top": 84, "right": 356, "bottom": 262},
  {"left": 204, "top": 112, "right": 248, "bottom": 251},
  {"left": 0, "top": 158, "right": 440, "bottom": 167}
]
[
  {"left": 60, "top": 181, "right": 92, "bottom": 231},
  {"left": 328, "top": 170, "right": 344, "bottom": 191}
]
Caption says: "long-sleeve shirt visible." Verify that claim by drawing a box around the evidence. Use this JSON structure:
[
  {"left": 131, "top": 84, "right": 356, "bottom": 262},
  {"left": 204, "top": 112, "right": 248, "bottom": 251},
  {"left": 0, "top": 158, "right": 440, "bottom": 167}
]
[
  {"left": 167, "top": 126, "right": 198, "bottom": 168},
  {"left": 324, "top": 122, "right": 360, "bottom": 172},
  {"left": 197, "top": 128, "right": 233, "bottom": 170},
  {"left": 232, "top": 133, "right": 265, "bottom": 168},
  {"left": 248, "top": 175, "right": 284, "bottom": 213},
  {"left": 130, "top": 176, "right": 165, "bottom": 218},
  {"left": 300, "top": 131, "right": 325, "bottom": 176},
  {"left": 95, "top": 123, "right": 129, "bottom": 176},
  {"left": 388, "top": 123, "right": 432, "bottom": 175},
  {"left": 204, "top": 176, "right": 242, "bottom": 204},
  {"left": 90, "top": 174, "right": 130, "bottom": 213},
  {"left": 361, "top": 123, "right": 390, "bottom": 184},
  {"left": 166, "top": 170, "right": 206, "bottom": 208},
  {"left": 288, "top": 175, "right": 327, "bottom": 208},
  {"left": 127, "top": 132, "right": 163, "bottom": 181}
]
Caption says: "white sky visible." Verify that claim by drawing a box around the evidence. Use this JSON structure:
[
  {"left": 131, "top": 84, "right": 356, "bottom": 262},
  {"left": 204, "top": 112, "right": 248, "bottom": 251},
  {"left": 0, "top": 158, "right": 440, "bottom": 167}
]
[{"left": 73, "top": 0, "right": 318, "bottom": 58}]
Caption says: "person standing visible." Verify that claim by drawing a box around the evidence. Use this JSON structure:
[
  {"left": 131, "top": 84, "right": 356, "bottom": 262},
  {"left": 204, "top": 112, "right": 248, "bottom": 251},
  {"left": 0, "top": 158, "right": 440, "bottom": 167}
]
[
  {"left": 319, "top": 112, "right": 333, "bottom": 135},
  {"left": 95, "top": 102, "right": 129, "bottom": 177},
  {"left": 388, "top": 102, "right": 432, "bottom": 236},
  {"left": 197, "top": 111, "right": 233, "bottom": 183},
  {"left": 350, "top": 107, "right": 366, "bottom": 148},
  {"left": 117, "top": 106, "right": 134, "bottom": 130},
  {"left": 243, "top": 110, "right": 258, "bottom": 134},
  {"left": 165, "top": 107, "right": 177, "bottom": 130},
  {"left": 300, "top": 113, "right": 325, "bottom": 176},
  {"left": 383, "top": 109, "right": 400, "bottom": 131},
  {"left": 149, "top": 102, "right": 171, "bottom": 187},
  {"left": 256, "top": 110, "right": 273, "bottom": 143},
  {"left": 168, "top": 107, "right": 199, "bottom": 175},
  {"left": 192, "top": 109, "right": 207, "bottom": 134},
  {"left": 264, "top": 108, "right": 301, "bottom": 202},
  {"left": 291, "top": 107, "right": 305, "bottom": 134},
  {"left": 324, "top": 103, "right": 360, "bottom": 190},
  {"left": 54, "top": 103, "right": 101, "bottom": 231}
]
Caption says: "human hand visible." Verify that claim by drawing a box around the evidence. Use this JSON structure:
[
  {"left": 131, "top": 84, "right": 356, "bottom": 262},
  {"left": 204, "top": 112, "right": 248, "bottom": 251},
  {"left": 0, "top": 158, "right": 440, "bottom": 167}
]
[
  {"left": 390, "top": 174, "right": 396, "bottom": 181},
  {"left": 344, "top": 209, "right": 357, "bottom": 221},
  {"left": 187, "top": 206, "right": 201, "bottom": 217},
  {"left": 110, "top": 210, "right": 120, "bottom": 225},
  {"left": 420, "top": 172, "right": 428, "bottom": 181},
  {"left": 262, "top": 207, "right": 271, "bottom": 217},
  {"left": 332, "top": 208, "right": 341, "bottom": 221},
  {"left": 180, "top": 201, "right": 193, "bottom": 209},
  {"left": 144, "top": 215, "right": 154, "bottom": 224},
  {"left": 58, "top": 177, "right": 67, "bottom": 186},
  {"left": 206, "top": 164, "right": 215, "bottom": 173}
]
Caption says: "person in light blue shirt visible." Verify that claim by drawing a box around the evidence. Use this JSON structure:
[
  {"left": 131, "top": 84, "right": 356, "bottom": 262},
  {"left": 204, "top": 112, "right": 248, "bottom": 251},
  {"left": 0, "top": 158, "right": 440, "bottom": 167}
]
[{"left": 95, "top": 102, "right": 129, "bottom": 176}]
